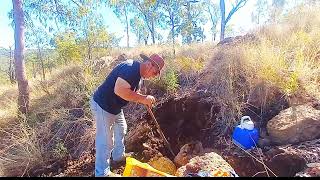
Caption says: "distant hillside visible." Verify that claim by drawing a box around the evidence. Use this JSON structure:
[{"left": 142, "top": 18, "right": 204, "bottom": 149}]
[
  {"left": 0, "top": 48, "right": 53, "bottom": 57},
  {"left": 0, "top": 48, "right": 9, "bottom": 58}
]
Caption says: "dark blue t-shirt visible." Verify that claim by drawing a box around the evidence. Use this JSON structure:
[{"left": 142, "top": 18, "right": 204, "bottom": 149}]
[{"left": 93, "top": 59, "right": 141, "bottom": 115}]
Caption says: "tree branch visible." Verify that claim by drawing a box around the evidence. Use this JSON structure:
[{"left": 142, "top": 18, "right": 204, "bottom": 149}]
[
  {"left": 70, "top": 0, "right": 82, "bottom": 8},
  {"left": 225, "top": 0, "right": 247, "bottom": 24}
]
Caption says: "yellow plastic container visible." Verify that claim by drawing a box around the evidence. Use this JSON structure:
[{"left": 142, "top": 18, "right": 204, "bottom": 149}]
[{"left": 123, "top": 157, "right": 175, "bottom": 177}]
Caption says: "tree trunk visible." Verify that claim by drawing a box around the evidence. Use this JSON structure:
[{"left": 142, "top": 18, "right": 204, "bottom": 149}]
[
  {"left": 32, "top": 61, "right": 36, "bottom": 78},
  {"left": 87, "top": 39, "right": 92, "bottom": 61},
  {"left": 41, "top": 57, "right": 45, "bottom": 81},
  {"left": 37, "top": 44, "right": 45, "bottom": 81},
  {"left": 151, "top": 18, "right": 155, "bottom": 44},
  {"left": 187, "top": 1, "right": 192, "bottom": 44},
  {"left": 9, "top": 46, "right": 16, "bottom": 83},
  {"left": 38, "top": 45, "right": 46, "bottom": 81},
  {"left": 125, "top": 6, "right": 129, "bottom": 48},
  {"left": 201, "top": 29, "right": 204, "bottom": 42},
  {"left": 170, "top": 12, "right": 176, "bottom": 56},
  {"left": 220, "top": 0, "right": 226, "bottom": 41},
  {"left": 138, "top": 32, "right": 141, "bottom": 45},
  {"left": 13, "top": 0, "right": 30, "bottom": 114}
]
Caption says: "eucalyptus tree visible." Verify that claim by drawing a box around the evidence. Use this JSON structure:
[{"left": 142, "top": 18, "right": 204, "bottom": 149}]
[
  {"left": 109, "top": 0, "right": 133, "bottom": 48},
  {"left": 178, "top": 0, "right": 208, "bottom": 44},
  {"left": 25, "top": 25, "right": 49, "bottom": 80},
  {"left": 159, "top": 0, "right": 184, "bottom": 53},
  {"left": 204, "top": 0, "right": 220, "bottom": 41},
  {"left": 12, "top": 0, "right": 30, "bottom": 114},
  {"left": 129, "top": 0, "right": 161, "bottom": 44},
  {"left": 251, "top": 0, "right": 268, "bottom": 25},
  {"left": 219, "top": 0, "right": 248, "bottom": 41},
  {"left": 130, "top": 16, "right": 150, "bottom": 45},
  {"left": 23, "top": 0, "right": 78, "bottom": 33}
]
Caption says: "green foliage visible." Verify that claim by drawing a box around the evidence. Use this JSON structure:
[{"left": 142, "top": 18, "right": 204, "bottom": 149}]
[
  {"left": 54, "top": 32, "right": 82, "bottom": 64},
  {"left": 79, "top": 24, "right": 120, "bottom": 61},
  {"left": 159, "top": 0, "right": 184, "bottom": 41},
  {"left": 153, "top": 68, "right": 179, "bottom": 93},
  {"left": 204, "top": 0, "right": 220, "bottom": 40},
  {"left": 176, "top": 56, "right": 204, "bottom": 73},
  {"left": 130, "top": 16, "right": 149, "bottom": 45},
  {"left": 177, "top": 1, "right": 208, "bottom": 44},
  {"left": 53, "top": 140, "right": 68, "bottom": 159},
  {"left": 129, "top": 0, "right": 161, "bottom": 44}
]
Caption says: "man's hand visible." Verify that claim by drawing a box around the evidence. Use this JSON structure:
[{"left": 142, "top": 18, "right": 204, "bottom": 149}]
[
  {"left": 141, "top": 95, "right": 156, "bottom": 107},
  {"left": 114, "top": 77, "right": 155, "bottom": 107}
]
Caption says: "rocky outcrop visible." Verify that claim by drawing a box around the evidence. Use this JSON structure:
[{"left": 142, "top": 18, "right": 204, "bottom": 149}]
[
  {"left": 265, "top": 147, "right": 307, "bottom": 176},
  {"left": 175, "top": 152, "right": 237, "bottom": 177},
  {"left": 174, "top": 141, "right": 204, "bottom": 167},
  {"left": 295, "top": 163, "right": 320, "bottom": 177},
  {"left": 267, "top": 105, "right": 320, "bottom": 145},
  {"left": 217, "top": 34, "right": 260, "bottom": 46}
]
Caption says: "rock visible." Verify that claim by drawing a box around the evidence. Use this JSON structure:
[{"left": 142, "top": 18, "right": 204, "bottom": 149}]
[
  {"left": 311, "top": 101, "right": 320, "bottom": 110},
  {"left": 295, "top": 163, "right": 320, "bottom": 177},
  {"left": 260, "top": 128, "right": 268, "bottom": 138},
  {"left": 258, "top": 137, "right": 272, "bottom": 147},
  {"left": 217, "top": 34, "right": 259, "bottom": 46},
  {"left": 148, "top": 156, "right": 176, "bottom": 175},
  {"left": 267, "top": 105, "right": 320, "bottom": 145},
  {"left": 174, "top": 141, "right": 204, "bottom": 167},
  {"left": 266, "top": 147, "right": 307, "bottom": 177},
  {"left": 141, "top": 142, "right": 163, "bottom": 161},
  {"left": 175, "top": 152, "right": 236, "bottom": 177},
  {"left": 283, "top": 138, "right": 320, "bottom": 163}
]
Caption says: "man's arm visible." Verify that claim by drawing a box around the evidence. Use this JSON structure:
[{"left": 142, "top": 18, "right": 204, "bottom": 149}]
[{"left": 114, "top": 77, "right": 155, "bottom": 106}]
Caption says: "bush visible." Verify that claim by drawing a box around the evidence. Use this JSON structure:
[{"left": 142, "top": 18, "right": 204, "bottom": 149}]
[
  {"left": 152, "top": 68, "right": 179, "bottom": 93},
  {"left": 176, "top": 56, "right": 204, "bottom": 73},
  {"left": 53, "top": 140, "right": 68, "bottom": 159}
]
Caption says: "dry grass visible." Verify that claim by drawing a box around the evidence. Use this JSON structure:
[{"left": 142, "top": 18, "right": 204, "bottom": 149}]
[
  {"left": 197, "top": 6, "right": 320, "bottom": 135},
  {"left": 0, "top": 5, "right": 319, "bottom": 177},
  {"left": 0, "top": 65, "right": 97, "bottom": 176},
  {"left": 0, "top": 118, "right": 45, "bottom": 176}
]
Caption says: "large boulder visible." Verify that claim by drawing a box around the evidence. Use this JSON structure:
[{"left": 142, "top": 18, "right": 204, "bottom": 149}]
[
  {"left": 267, "top": 105, "right": 320, "bottom": 145},
  {"left": 175, "top": 152, "right": 237, "bottom": 177},
  {"left": 295, "top": 163, "right": 320, "bottom": 177},
  {"left": 174, "top": 141, "right": 204, "bottom": 167}
]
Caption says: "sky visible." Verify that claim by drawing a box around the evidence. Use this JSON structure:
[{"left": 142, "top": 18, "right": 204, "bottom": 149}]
[
  {"left": 0, "top": 0, "right": 257, "bottom": 48},
  {"left": 0, "top": 0, "right": 14, "bottom": 48}
]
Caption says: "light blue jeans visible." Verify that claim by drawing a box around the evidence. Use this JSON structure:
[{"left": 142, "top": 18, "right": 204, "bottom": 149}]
[{"left": 90, "top": 98, "right": 127, "bottom": 177}]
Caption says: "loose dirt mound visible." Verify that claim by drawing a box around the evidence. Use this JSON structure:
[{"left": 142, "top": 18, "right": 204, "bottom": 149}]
[{"left": 125, "top": 94, "right": 215, "bottom": 161}]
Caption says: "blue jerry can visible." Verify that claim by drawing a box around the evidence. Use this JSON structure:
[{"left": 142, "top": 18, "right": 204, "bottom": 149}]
[{"left": 232, "top": 116, "right": 259, "bottom": 150}]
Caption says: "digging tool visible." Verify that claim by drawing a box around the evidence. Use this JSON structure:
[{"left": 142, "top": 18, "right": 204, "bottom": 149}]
[{"left": 146, "top": 106, "right": 175, "bottom": 157}]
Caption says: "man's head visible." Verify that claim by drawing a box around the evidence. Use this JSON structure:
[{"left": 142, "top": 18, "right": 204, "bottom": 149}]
[{"left": 140, "top": 53, "right": 165, "bottom": 79}]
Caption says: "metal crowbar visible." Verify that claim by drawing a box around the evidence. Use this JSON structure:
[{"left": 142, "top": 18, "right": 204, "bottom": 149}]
[{"left": 146, "top": 106, "right": 175, "bottom": 157}]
